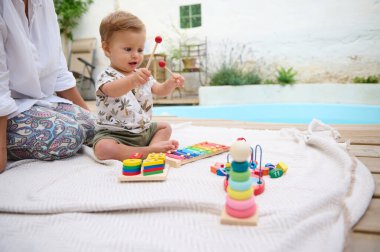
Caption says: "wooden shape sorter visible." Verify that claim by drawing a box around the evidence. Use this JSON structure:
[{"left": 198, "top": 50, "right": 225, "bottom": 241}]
[
  {"left": 118, "top": 153, "right": 169, "bottom": 182},
  {"left": 165, "top": 142, "right": 229, "bottom": 168},
  {"left": 118, "top": 165, "right": 169, "bottom": 182}
]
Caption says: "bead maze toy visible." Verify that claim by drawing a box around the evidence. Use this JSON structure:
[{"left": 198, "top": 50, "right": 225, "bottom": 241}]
[
  {"left": 220, "top": 144, "right": 266, "bottom": 196},
  {"left": 118, "top": 153, "right": 169, "bottom": 182},
  {"left": 221, "top": 139, "right": 259, "bottom": 226},
  {"left": 165, "top": 142, "right": 229, "bottom": 168}
]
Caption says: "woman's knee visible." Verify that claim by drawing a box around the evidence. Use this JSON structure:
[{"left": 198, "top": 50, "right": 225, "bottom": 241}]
[
  {"left": 42, "top": 123, "right": 86, "bottom": 160},
  {"left": 54, "top": 103, "right": 95, "bottom": 145},
  {"left": 7, "top": 107, "right": 86, "bottom": 161}
]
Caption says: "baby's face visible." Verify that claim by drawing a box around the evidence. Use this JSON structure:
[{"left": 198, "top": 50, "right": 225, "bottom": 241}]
[{"left": 106, "top": 30, "right": 146, "bottom": 74}]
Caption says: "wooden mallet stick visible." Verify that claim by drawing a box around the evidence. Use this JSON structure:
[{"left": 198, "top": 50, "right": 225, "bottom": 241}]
[
  {"left": 146, "top": 36, "right": 162, "bottom": 69},
  {"left": 159, "top": 60, "right": 182, "bottom": 85},
  {"left": 158, "top": 60, "right": 174, "bottom": 76}
]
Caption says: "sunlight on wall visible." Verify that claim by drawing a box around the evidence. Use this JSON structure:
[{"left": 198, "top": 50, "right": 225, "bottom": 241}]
[{"left": 72, "top": 0, "right": 380, "bottom": 83}]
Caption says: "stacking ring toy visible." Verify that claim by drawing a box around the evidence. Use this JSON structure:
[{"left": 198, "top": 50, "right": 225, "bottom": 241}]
[{"left": 227, "top": 186, "right": 253, "bottom": 201}]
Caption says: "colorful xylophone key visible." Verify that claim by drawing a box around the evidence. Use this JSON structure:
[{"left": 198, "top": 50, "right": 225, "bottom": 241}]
[{"left": 165, "top": 141, "right": 230, "bottom": 168}]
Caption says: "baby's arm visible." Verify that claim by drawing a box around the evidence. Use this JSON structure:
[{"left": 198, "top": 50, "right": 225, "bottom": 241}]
[
  {"left": 100, "top": 68, "right": 151, "bottom": 97},
  {"left": 151, "top": 73, "right": 185, "bottom": 97}
]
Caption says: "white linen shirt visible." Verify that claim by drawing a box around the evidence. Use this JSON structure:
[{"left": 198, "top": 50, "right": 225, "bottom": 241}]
[{"left": 0, "top": 0, "right": 76, "bottom": 118}]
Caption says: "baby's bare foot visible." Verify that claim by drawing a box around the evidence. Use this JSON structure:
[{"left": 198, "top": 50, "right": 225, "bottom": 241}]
[
  {"left": 150, "top": 141, "right": 176, "bottom": 153},
  {"left": 170, "top": 139, "right": 179, "bottom": 150}
]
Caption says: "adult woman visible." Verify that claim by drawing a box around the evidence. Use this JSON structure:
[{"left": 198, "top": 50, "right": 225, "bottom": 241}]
[{"left": 0, "top": 0, "right": 95, "bottom": 173}]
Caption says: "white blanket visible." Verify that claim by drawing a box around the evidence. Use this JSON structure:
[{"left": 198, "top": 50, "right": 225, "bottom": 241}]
[{"left": 0, "top": 120, "right": 374, "bottom": 252}]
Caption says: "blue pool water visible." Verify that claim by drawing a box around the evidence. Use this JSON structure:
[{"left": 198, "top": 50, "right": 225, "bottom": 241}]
[{"left": 153, "top": 104, "right": 380, "bottom": 124}]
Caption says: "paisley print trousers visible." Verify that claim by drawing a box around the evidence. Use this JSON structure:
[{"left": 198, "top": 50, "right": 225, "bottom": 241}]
[{"left": 7, "top": 103, "right": 95, "bottom": 161}]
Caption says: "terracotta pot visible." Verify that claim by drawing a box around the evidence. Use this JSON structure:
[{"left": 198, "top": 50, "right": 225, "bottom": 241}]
[{"left": 182, "top": 57, "right": 197, "bottom": 69}]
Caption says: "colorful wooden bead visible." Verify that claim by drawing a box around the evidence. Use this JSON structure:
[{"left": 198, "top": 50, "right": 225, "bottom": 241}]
[
  {"left": 269, "top": 169, "right": 283, "bottom": 178},
  {"left": 225, "top": 162, "right": 231, "bottom": 171},
  {"left": 251, "top": 175, "right": 265, "bottom": 196},
  {"left": 217, "top": 168, "right": 228, "bottom": 176},
  {"left": 210, "top": 162, "right": 224, "bottom": 174},
  {"left": 276, "top": 162, "right": 288, "bottom": 173},
  {"left": 253, "top": 166, "right": 269, "bottom": 176}
]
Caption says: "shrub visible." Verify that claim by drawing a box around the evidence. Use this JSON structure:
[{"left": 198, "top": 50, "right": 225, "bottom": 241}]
[
  {"left": 210, "top": 65, "right": 261, "bottom": 86},
  {"left": 276, "top": 67, "right": 297, "bottom": 85},
  {"left": 263, "top": 79, "right": 278, "bottom": 84},
  {"left": 243, "top": 71, "right": 261, "bottom": 85},
  {"left": 353, "top": 75, "right": 379, "bottom": 83}
]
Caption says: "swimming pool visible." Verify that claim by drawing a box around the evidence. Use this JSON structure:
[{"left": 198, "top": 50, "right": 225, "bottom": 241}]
[{"left": 153, "top": 104, "right": 380, "bottom": 124}]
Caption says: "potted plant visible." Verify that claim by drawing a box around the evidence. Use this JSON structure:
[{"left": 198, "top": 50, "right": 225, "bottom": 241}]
[
  {"left": 182, "top": 57, "right": 197, "bottom": 70},
  {"left": 53, "top": 0, "right": 93, "bottom": 57}
]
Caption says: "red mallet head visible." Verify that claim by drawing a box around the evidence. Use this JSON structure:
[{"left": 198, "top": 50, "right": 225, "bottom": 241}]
[
  {"left": 158, "top": 60, "right": 166, "bottom": 68},
  {"left": 155, "top": 36, "right": 163, "bottom": 43}
]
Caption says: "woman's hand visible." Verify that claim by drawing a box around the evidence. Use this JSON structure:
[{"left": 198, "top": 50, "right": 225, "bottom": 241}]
[
  {"left": 56, "top": 87, "right": 90, "bottom": 111},
  {"left": 0, "top": 116, "right": 8, "bottom": 173}
]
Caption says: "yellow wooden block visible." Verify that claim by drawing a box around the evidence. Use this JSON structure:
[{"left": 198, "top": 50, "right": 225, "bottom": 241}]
[
  {"left": 143, "top": 159, "right": 165, "bottom": 166},
  {"left": 276, "top": 162, "right": 288, "bottom": 173},
  {"left": 123, "top": 159, "right": 142, "bottom": 167},
  {"left": 147, "top": 153, "right": 166, "bottom": 161}
]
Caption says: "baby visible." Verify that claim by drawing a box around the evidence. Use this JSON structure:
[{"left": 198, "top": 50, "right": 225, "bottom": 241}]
[{"left": 93, "top": 11, "right": 185, "bottom": 161}]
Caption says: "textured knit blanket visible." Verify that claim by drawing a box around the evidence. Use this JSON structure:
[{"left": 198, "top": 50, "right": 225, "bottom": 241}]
[{"left": 0, "top": 120, "right": 374, "bottom": 252}]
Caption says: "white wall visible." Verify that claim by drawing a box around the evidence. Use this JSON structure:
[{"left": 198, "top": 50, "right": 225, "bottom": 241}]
[{"left": 73, "top": 0, "right": 380, "bottom": 83}]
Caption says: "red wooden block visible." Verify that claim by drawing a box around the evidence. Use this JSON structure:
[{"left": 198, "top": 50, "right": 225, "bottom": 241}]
[{"left": 129, "top": 153, "right": 143, "bottom": 159}]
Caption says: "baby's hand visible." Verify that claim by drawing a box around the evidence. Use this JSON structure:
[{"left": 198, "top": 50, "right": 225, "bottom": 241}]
[
  {"left": 131, "top": 68, "right": 151, "bottom": 87},
  {"left": 167, "top": 73, "right": 185, "bottom": 88}
]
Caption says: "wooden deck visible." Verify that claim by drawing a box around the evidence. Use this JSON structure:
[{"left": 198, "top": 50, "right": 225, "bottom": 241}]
[
  {"left": 86, "top": 101, "right": 379, "bottom": 251},
  {"left": 153, "top": 96, "right": 199, "bottom": 105}
]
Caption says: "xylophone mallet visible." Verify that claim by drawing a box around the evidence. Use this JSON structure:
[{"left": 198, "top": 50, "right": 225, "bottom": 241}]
[
  {"left": 146, "top": 36, "right": 162, "bottom": 69},
  {"left": 158, "top": 60, "right": 175, "bottom": 75}
]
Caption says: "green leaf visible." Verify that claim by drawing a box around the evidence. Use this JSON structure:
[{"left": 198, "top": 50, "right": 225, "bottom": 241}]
[{"left": 53, "top": 0, "right": 93, "bottom": 40}]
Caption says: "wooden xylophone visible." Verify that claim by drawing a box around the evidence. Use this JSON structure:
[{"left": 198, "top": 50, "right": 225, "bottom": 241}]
[{"left": 165, "top": 141, "right": 230, "bottom": 168}]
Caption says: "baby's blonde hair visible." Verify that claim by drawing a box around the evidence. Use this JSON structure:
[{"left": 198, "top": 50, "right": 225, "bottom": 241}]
[{"left": 99, "top": 11, "right": 145, "bottom": 42}]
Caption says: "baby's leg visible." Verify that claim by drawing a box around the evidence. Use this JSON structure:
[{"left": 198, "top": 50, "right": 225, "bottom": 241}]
[
  {"left": 94, "top": 138, "right": 178, "bottom": 161},
  {"left": 149, "top": 122, "right": 172, "bottom": 144},
  {"left": 94, "top": 138, "right": 152, "bottom": 161},
  {"left": 149, "top": 122, "right": 179, "bottom": 150}
]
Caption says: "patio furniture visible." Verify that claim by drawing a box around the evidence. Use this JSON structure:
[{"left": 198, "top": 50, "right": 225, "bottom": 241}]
[{"left": 68, "top": 38, "right": 97, "bottom": 100}]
